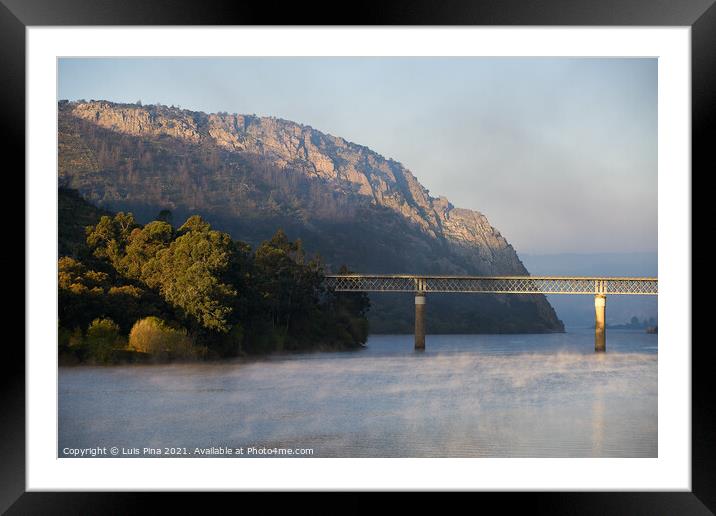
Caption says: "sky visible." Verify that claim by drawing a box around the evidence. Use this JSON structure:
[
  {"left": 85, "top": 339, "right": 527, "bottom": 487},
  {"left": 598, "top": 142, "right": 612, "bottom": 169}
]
[{"left": 58, "top": 57, "right": 657, "bottom": 255}]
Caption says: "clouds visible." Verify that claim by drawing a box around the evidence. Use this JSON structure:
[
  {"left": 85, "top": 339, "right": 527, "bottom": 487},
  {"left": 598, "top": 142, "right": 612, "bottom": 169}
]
[{"left": 58, "top": 57, "right": 657, "bottom": 254}]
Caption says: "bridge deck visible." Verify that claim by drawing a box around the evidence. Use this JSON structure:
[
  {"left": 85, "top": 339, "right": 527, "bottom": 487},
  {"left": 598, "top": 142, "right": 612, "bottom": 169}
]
[{"left": 324, "top": 275, "right": 657, "bottom": 295}]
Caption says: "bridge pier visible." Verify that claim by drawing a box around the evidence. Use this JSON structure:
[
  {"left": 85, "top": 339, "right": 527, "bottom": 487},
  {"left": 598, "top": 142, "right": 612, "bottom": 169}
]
[
  {"left": 415, "top": 292, "right": 426, "bottom": 351},
  {"left": 325, "top": 275, "right": 657, "bottom": 356},
  {"left": 594, "top": 294, "right": 606, "bottom": 352}
]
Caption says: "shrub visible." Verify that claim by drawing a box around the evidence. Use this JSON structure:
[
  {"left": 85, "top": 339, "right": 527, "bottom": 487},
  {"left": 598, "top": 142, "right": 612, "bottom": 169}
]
[
  {"left": 128, "top": 317, "right": 194, "bottom": 359},
  {"left": 85, "top": 318, "right": 125, "bottom": 363}
]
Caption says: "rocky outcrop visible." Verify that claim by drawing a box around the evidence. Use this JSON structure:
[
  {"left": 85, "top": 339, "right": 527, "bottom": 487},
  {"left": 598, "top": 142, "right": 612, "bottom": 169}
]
[{"left": 69, "top": 100, "right": 527, "bottom": 276}]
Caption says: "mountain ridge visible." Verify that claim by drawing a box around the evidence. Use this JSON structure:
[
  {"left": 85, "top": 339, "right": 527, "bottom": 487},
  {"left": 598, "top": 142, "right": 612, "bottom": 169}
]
[
  {"left": 64, "top": 99, "right": 525, "bottom": 274},
  {"left": 58, "top": 99, "right": 564, "bottom": 333}
]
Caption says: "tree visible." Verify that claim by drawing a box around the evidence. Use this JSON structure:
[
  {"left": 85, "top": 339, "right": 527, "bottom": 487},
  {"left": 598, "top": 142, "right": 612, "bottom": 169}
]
[
  {"left": 58, "top": 255, "right": 164, "bottom": 335},
  {"left": 120, "top": 221, "right": 174, "bottom": 282},
  {"left": 86, "top": 213, "right": 138, "bottom": 269},
  {"left": 85, "top": 318, "right": 124, "bottom": 363},
  {"left": 61, "top": 193, "right": 371, "bottom": 359},
  {"left": 327, "top": 265, "right": 370, "bottom": 346},
  {"left": 157, "top": 209, "right": 174, "bottom": 226},
  {"left": 148, "top": 216, "right": 237, "bottom": 333},
  {"left": 58, "top": 256, "right": 110, "bottom": 332},
  {"left": 254, "top": 230, "right": 320, "bottom": 333}
]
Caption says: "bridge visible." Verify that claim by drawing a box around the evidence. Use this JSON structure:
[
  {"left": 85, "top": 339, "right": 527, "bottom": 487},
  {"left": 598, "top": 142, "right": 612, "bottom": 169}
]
[{"left": 325, "top": 275, "right": 658, "bottom": 352}]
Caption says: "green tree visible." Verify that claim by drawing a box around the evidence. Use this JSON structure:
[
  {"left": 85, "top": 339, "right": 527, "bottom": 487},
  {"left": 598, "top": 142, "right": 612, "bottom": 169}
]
[
  {"left": 58, "top": 256, "right": 163, "bottom": 335},
  {"left": 62, "top": 194, "right": 371, "bottom": 359},
  {"left": 86, "top": 212, "right": 138, "bottom": 269},
  {"left": 58, "top": 256, "right": 110, "bottom": 331},
  {"left": 85, "top": 317, "right": 124, "bottom": 363},
  {"left": 149, "top": 216, "right": 237, "bottom": 332},
  {"left": 254, "top": 230, "right": 322, "bottom": 334},
  {"left": 120, "top": 221, "right": 174, "bottom": 282}
]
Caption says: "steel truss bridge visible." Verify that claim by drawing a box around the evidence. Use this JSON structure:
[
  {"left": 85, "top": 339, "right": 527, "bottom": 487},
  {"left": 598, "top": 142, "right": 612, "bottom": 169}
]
[
  {"left": 325, "top": 275, "right": 658, "bottom": 296},
  {"left": 324, "top": 275, "right": 658, "bottom": 352}
]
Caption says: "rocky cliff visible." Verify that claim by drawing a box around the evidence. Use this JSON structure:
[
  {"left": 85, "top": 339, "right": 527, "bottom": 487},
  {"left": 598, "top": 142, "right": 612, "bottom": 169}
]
[{"left": 58, "top": 100, "right": 563, "bottom": 333}]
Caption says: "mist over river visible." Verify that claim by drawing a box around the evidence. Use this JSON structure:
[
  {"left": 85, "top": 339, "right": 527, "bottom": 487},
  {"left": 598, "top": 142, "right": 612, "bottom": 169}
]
[{"left": 58, "top": 328, "right": 657, "bottom": 458}]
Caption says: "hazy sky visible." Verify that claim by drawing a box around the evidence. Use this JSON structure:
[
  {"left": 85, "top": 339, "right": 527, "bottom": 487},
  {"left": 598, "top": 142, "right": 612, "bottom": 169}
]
[{"left": 58, "top": 57, "right": 657, "bottom": 254}]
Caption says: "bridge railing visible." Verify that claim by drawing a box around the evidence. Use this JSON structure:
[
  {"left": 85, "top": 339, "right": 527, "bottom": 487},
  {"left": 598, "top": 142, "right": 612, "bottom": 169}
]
[{"left": 324, "top": 275, "right": 658, "bottom": 295}]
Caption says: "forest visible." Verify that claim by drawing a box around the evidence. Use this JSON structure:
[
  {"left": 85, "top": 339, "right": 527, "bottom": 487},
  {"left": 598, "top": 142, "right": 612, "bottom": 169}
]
[{"left": 58, "top": 188, "right": 370, "bottom": 364}]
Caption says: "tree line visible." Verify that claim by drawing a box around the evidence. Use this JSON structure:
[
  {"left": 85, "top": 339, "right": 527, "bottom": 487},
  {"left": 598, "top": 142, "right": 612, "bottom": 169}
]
[{"left": 59, "top": 207, "right": 370, "bottom": 364}]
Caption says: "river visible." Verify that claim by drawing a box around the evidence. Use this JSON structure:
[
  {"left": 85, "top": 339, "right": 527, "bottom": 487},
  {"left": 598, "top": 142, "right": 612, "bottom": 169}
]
[{"left": 58, "top": 328, "right": 657, "bottom": 458}]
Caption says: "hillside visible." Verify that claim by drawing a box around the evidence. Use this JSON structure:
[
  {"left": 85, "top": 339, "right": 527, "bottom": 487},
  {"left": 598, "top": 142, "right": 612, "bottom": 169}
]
[
  {"left": 58, "top": 186, "right": 111, "bottom": 258},
  {"left": 58, "top": 100, "right": 564, "bottom": 334}
]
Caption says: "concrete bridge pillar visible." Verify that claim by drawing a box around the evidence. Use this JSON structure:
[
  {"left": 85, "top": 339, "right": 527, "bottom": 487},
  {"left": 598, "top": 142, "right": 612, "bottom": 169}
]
[
  {"left": 594, "top": 294, "right": 606, "bottom": 352},
  {"left": 415, "top": 292, "right": 426, "bottom": 351}
]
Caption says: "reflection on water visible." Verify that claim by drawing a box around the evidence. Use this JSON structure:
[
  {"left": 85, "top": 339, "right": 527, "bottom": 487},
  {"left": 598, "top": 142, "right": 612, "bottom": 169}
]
[{"left": 59, "top": 328, "right": 657, "bottom": 457}]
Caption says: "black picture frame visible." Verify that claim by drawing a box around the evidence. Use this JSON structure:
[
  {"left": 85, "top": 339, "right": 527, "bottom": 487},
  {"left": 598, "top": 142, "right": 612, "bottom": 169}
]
[{"left": 3, "top": 0, "right": 710, "bottom": 511}]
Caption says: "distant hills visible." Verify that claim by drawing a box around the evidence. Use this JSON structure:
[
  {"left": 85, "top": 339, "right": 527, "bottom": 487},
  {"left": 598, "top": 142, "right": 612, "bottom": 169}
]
[{"left": 57, "top": 100, "right": 564, "bottom": 334}]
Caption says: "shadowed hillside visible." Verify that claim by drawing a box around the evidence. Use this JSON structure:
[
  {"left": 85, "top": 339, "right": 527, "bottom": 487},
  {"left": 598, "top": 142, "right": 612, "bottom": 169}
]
[{"left": 58, "top": 186, "right": 111, "bottom": 258}]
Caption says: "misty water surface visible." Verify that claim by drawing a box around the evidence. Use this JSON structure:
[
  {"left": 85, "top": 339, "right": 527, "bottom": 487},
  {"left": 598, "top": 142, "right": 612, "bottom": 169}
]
[{"left": 59, "top": 328, "right": 657, "bottom": 458}]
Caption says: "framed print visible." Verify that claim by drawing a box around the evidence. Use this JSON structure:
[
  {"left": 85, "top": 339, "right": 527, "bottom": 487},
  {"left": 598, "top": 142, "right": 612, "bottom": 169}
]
[{"left": 4, "top": 0, "right": 712, "bottom": 511}]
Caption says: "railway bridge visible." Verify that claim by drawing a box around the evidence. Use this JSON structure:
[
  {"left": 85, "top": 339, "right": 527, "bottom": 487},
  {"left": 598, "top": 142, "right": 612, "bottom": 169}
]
[{"left": 324, "top": 275, "right": 658, "bottom": 352}]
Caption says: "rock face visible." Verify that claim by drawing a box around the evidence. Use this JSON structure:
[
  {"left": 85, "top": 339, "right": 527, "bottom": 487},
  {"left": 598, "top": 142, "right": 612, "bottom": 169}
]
[{"left": 59, "top": 100, "right": 564, "bottom": 333}]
